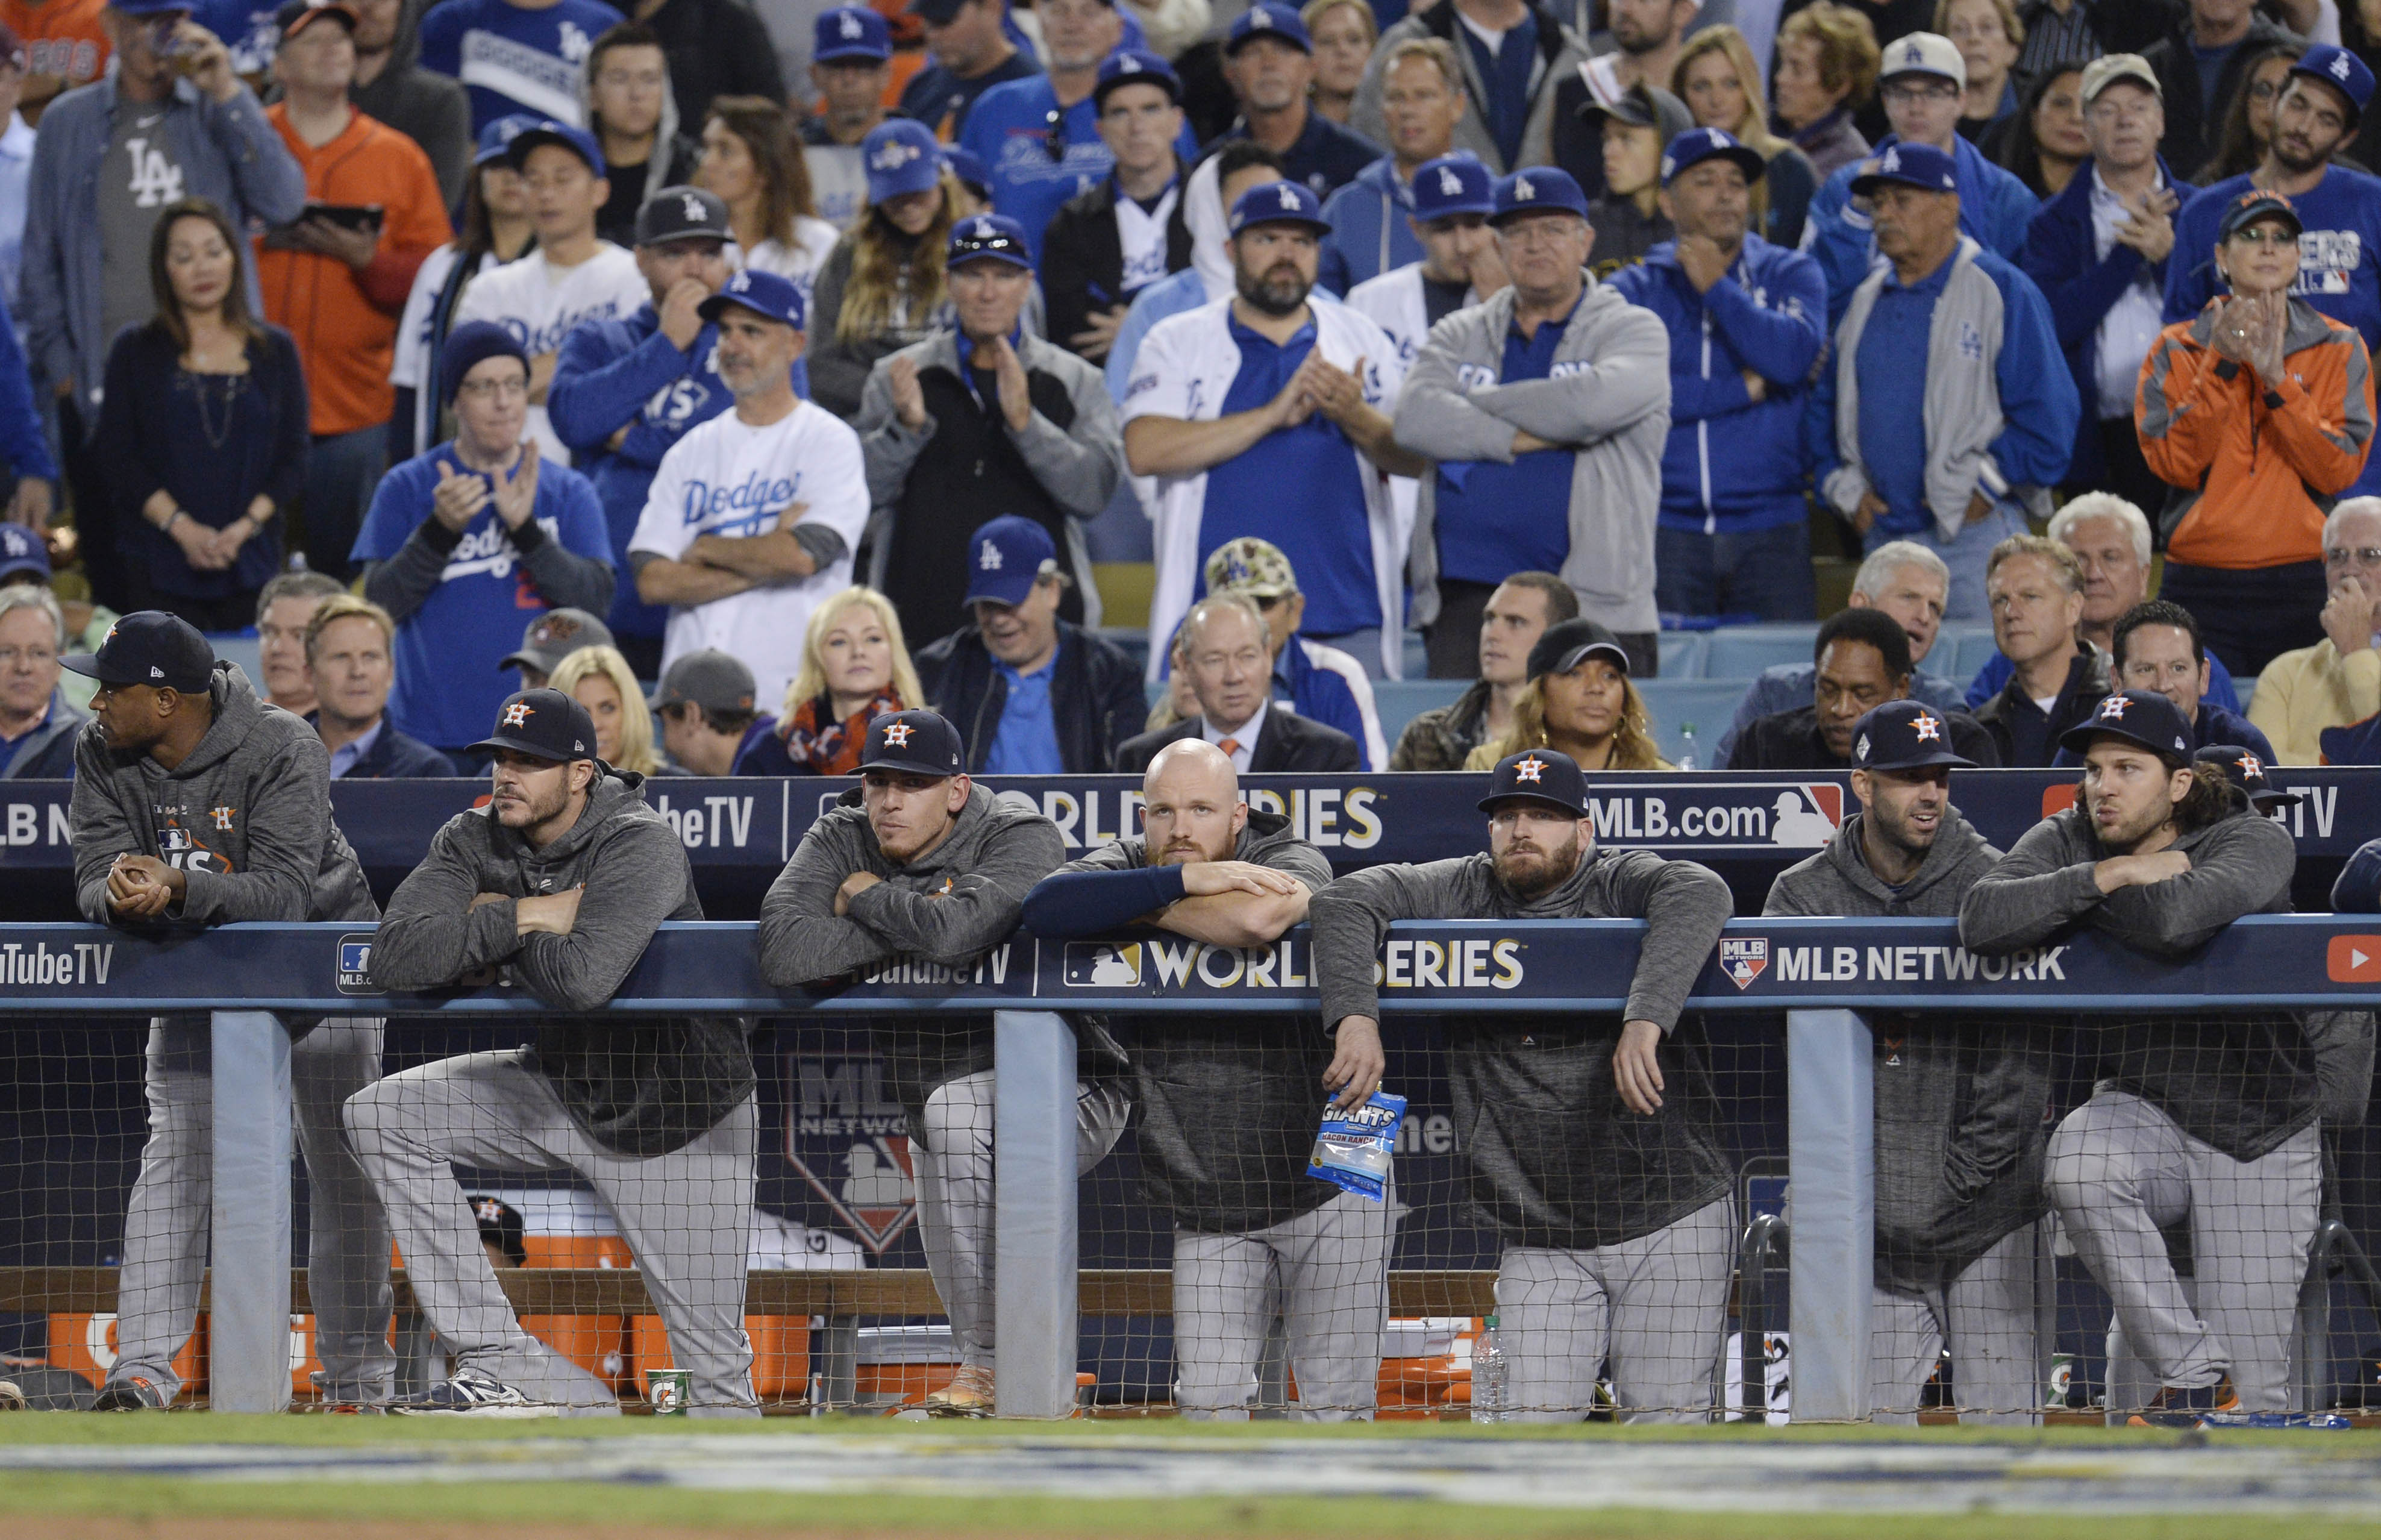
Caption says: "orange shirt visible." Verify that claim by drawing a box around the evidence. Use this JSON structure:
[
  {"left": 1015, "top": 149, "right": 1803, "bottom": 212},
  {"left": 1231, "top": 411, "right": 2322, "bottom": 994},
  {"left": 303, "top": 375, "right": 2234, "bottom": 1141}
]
[
  {"left": 255, "top": 104, "right": 452, "bottom": 437},
  {"left": 4, "top": 0, "right": 109, "bottom": 99}
]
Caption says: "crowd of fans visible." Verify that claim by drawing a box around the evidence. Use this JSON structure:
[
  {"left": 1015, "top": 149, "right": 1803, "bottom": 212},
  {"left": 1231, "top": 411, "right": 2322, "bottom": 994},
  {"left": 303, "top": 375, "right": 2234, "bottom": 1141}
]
[{"left": 5, "top": 0, "right": 2381, "bottom": 782}]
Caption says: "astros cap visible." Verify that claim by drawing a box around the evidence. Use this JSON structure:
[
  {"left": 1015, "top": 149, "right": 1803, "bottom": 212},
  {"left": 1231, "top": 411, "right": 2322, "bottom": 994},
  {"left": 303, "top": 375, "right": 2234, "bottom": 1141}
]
[
  {"left": 60, "top": 610, "right": 214, "bottom": 694},
  {"left": 468, "top": 687, "right": 599, "bottom": 763},
  {"left": 1851, "top": 699, "right": 1975, "bottom": 773},
  {"left": 2057, "top": 688, "right": 2194, "bottom": 766},
  {"left": 1478, "top": 748, "right": 1589, "bottom": 816},
  {"left": 2194, "top": 743, "right": 2302, "bottom": 813},
  {"left": 857, "top": 709, "right": 965, "bottom": 778}
]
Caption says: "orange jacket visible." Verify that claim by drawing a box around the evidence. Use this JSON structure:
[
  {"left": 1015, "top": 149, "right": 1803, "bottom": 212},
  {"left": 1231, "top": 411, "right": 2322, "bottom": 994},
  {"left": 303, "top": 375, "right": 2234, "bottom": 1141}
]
[
  {"left": 254, "top": 105, "right": 451, "bottom": 437},
  {"left": 2, "top": 0, "right": 108, "bottom": 98},
  {"left": 2136, "top": 298, "right": 2375, "bottom": 571}
]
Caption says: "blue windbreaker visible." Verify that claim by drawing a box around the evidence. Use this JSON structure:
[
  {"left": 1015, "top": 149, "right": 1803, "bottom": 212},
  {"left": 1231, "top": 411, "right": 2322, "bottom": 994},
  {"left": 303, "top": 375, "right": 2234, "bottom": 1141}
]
[{"left": 1805, "top": 133, "right": 2040, "bottom": 325}]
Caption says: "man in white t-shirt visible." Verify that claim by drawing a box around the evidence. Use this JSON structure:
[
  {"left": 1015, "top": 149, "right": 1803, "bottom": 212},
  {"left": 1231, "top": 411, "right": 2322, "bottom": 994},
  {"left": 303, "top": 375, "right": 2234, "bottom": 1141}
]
[
  {"left": 628, "top": 267, "right": 868, "bottom": 712},
  {"left": 455, "top": 117, "right": 645, "bottom": 462}
]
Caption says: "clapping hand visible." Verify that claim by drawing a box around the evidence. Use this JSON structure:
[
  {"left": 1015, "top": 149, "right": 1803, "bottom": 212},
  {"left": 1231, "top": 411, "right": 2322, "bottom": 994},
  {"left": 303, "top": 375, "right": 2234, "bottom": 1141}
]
[
  {"left": 431, "top": 459, "right": 491, "bottom": 531},
  {"left": 489, "top": 446, "right": 540, "bottom": 530}
]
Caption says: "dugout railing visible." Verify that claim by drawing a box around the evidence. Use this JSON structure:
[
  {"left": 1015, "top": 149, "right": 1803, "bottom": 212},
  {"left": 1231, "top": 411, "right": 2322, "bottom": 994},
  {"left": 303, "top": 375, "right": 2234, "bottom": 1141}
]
[{"left": 2, "top": 916, "right": 2378, "bottom": 1419}]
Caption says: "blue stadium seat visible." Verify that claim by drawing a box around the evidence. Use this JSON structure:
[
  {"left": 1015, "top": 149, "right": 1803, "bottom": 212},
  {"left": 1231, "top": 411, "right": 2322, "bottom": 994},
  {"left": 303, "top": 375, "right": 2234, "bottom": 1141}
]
[
  {"left": 207, "top": 631, "right": 261, "bottom": 687},
  {"left": 1635, "top": 679, "right": 1755, "bottom": 766},
  {"left": 1944, "top": 628, "right": 2004, "bottom": 689},
  {"left": 1703, "top": 625, "right": 1821, "bottom": 680},
  {"left": 1370, "top": 678, "right": 1467, "bottom": 743},
  {"left": 1656, "top": 630, "right": 1707, "bottom": 678}
]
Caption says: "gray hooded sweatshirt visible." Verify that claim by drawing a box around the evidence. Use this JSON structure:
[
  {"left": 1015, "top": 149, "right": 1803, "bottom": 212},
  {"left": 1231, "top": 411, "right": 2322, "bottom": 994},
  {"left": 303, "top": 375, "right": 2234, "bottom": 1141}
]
[
  {"left": 1765, "top": 806, "right": 2050, "bottom": 1295},
  {"left": 1308, "top": 845, "right": 1733, "bottom": 1250},
  {"left": 367, "top": 767, "right": 753, "bottom": 1157},
  {"left": 348, "top": 0, "right": 473, "bottom": 210},
  {"left": 756, "top": 783, "right": 1072, "bottom": 1124},
  {"left": 71, "top": 661, "right": 376, "bottom": 928}
]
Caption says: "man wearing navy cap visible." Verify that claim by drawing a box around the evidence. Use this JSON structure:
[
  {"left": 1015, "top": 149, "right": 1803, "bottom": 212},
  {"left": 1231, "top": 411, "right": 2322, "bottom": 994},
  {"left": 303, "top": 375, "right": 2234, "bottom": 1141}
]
[
  {"left": 1608, "top": 125, "right": 1827, "bottom": 622},
  {"left": 1963, "top": 687, "right": 2334, "bottom": 1426},
  {"left": 630, "top": 266, "right": 869, "bottom": 714},
  {"left": 760, "top": 708, "right": 1122, "bottom": 1416},
  {"left": 857, "top": 214, "right": 1122, "bottom": 643},
  {"left": 1318, "top": 37, "right": 1470, "bottom": 296},
  {"left": 1042, "top": 49, "right": 1195, "bottom": 363},
  {"left": 67, "top": 610, "right": 389, "bottom": 1411},
  {"left": 898, "top": 0, "right": 1036, "bottom": 142},
  {"left": 1766, "top": 698, "right": 2047, "bottom": 1425},
  {"left": 1397, "top": 165, "right": 1669, "bottom": 680},
  {"left": 801, "top": 7, "right": 894, "bottom": 228},
  {"left": 354, "top": 685, "right": 760, "bottom": 1417},
  {"left": 1212, "top": 3, "right": 1380, "bottom": 201},
  {"left": 1344, "top": 152, "right": 1504, "bottom": 377},
  {"left": 914, "top": 512, "right": 1144, "bottom": 771},
  {"left": 455, "top": 117, "right": 648, "bottom": 465},
  {"left": 1810, "top": 140, "right": 2078, "bottom": 621},
  {"left": 1310, "top": 747, "right": 1738, "bottom": 1422},
  {"left": 416, "top": 0, "right": 633, "bottom": 136},
  {"left": 1127, "top": 177, "right": 1418, "bottom": 683}
]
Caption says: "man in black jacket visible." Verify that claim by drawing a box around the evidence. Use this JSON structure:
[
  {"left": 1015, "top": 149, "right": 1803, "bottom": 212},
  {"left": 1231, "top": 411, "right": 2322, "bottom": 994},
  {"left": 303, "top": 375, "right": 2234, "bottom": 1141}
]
[
  {"left": 1728, "top": 607, "right": 2000, "bottom": 770},
  {"left": 916, "top": 515, "right": 1146, "bottom": 773},
  {"left": 2141, "top": 0, "right": 2301, "bottom": 176},
  {"left": 1118, "top": 593, "right": 1363, "bottom": 772},
  {"left": 1765, "top": 700, "right": 2045, "bottom": 1424},
  {"left": 349, "top": 687, "right": 757, "bottom": 1417},
  {"left": 1043, "top": 50, "right": 1195, "bottom": 364},
  {"left": 1971, "top": 535, "right": 2112, "bottom": 766},
  {"left": 305, "top": 595, "right": 455, "bottom": 777}
]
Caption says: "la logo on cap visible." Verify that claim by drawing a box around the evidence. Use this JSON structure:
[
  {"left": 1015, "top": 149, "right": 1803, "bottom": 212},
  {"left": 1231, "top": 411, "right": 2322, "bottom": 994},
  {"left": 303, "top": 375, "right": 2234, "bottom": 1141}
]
[
  {"left": 729, "top": 271, "right": 751, "bottom": 292},
  {"left": 1278, "top": 184, "right": 1299, "bottom": 210},
  {"left": 680, "top": 192, "right": 706, "bottom": 222},
  {"left": 978, "top": 539, "right": 1003, "bottom": 570},
  {"left": 2335, "top": 51, "right": 2354, "bottom": 80},
  {"left": 1880, "top": 146, "right": 1900, "bottom": 173},
  {"left": 972, "top": 217, "right": 995, "bottom": 237},
  {"left": 1901, "top": 39, "right": 1924, "bottom": 63},
  {"left": 1438, "top": 166, "right": 1462, "bottom": 194},
  {"left": 1514, "top": 754, "right": 1546, "bottom": 784},
  {"left": 883, "top": 722, "right": 914, "bottom": 747},
  {"left": 1226, "top": 550, "right": 1251, "bottom": 583},
  {"left": 1251, "top": 8, "right": 1271, "bottom": 25},
  {"left": 840, "top": 9, "right": 860, "bottom": 34},
  {"left": 1515, "top": 177, "right": 1536, "bottom": 200},
  {"left": 1912, "top": 713, "right": 1942, "bottom": 742},
  {"left": 1118, "top": 54, "right": 1140, "bottom": 70},
  {"left": 872, "top": 139, "right": 921, "bottom": 170},
  {"left": 502, "top": 701, "right": 534, "bottom": 727}
]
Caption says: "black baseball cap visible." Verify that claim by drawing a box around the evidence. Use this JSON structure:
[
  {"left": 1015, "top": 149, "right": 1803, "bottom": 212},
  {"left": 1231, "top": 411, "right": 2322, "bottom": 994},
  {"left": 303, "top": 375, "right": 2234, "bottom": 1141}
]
[
  {"left": 857, "top": 709, "right": 965, "bottom": 778},
  {"left": 2057, "top": 689, "right": 2194, "bottom": 766},
  {"left": 469, "top": 687, "right": 600, "bottom": 763},
  {"left": 1527, "top": 618, "right": 1630, "bottom": 680},
  {"left": 1851, "top": 700, "right": 1975, "bottom": 773},
  {"left": 635, "top": 184, "right": 732, "bottom": 246},
  {"left": 2194, "top": 743, "right": 2301, "bottom": 812},
  {"left": 466, "top": 1194, "right": 528, "bottom": 1267},
  {"left": 2217, "top": 189, "right": 2302, "bottom": 243},
  {"left": 1477, "top": 747, "right": 1589, "bottom": 817},
  {"left": 60, "top": 610, "right": 214, "bottom": 694}
]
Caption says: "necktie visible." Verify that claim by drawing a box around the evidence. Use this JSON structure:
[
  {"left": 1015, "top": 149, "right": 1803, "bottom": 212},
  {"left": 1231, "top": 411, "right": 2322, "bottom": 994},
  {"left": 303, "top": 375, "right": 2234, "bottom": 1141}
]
[{"left": 1218, "top": 737, "right": 1241, "bottom": 757}]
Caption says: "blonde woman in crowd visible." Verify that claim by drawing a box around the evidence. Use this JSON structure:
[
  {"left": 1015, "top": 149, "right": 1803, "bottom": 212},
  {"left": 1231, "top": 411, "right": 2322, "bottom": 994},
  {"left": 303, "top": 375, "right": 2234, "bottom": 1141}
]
[
  {"left": 1304, "top": 0, "right": 1377, "bottom": 126},
  {"left": 1466, "top": 618, "right": 1670, "bottom": 772},
  {"left": 806, "top": 118, "right": 960, "bottom": 418},
  {"left": 1672, "top": 25, "right": 1819, "bottom": 248},
  {"left": 550, "top": 643, "right": 669, "bottom": 775},
  {"left": 740, "top": 586, "right": 922, "bottom": 774}
]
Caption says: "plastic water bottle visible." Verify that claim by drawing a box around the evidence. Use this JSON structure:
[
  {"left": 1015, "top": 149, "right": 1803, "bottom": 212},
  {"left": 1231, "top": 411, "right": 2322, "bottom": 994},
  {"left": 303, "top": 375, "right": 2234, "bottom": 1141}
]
[
  {"left": 1471, "top": 1313, "right": 1509, "bottom": 1423},
  {"left": 1676, "top": 722, "right": 1699, "bottom": 772}
]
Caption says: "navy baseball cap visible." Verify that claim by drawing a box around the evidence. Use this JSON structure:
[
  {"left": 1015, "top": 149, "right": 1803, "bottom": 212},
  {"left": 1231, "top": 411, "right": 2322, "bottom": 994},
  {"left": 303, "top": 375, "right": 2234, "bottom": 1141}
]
[
  {"left": 1478, "top": 748, "right": 1589, "bottom": 817},
  {"left": 1412, "top": 154, "right": 1494, "bottom": 221},
  {"left": 1850, "top": 141, "right": 1957, "bottom": 197},
  {"left": 1491, "top": 167, "right": 1590, "bottom": 224},
  {"left": 864, "top": 119, "right": 943, "bottom": 202},
  {"left": 2292, "top": 43, "right": 2375, "bottom": 122},
  {"left": 2195, "top": 743, "right": 2302, "bottom": 813},
  {"left": 109, "top": 0, "right": 193, "bottom": 16},
  {"left": 0, "top": 522, "right": 49, "bottom": 584},
  {"left": 947, "top": 213, "right": 1033, "bottom": 269},
  {"left": 1230, "top": 178, "right": 1330, "bottom": 234},
  {"left": 814, "top": 4, "right": 891, "bottom": 62},
  {"left": 61, "top": 611, "right": 214, "bottom": 694},
  {"left": 1527, "top": 617, "right": 1630, "bottom": 680},
  {"left": 507, "top": 118, "right": 605, "bottom": 178},
  {"left": 1095, "top": 48, "right": 1180, "bottom": 108},
  {"left": 941, "top": 146, "right": 992, "bottom": 198},
  {"left": 475, "top": 113, "right": 538, "bottom": 166},
  {"left": 1662, "top": 126, "right": 1767, "bottom": 187},
  {"left": 469, "top": 687, "right": 600, "bottom": 763},
  {"left": 858, "top": 709, "right": 966, "bottom": 778},
  {"left": 1227, "top": 1, "right": 1310, "bottom": 53},
  {"left": 964, "top": 515, "right": 1058, "bottom": 608},
  {"left": 908, "top": 0, "right": 967, "bottom": 23},
  {"left": 1851, "top": 700, "right": 1974, "bottom": 774},
  {"left": 635, "top": 184, "right": 732, "bottom": 246},
  {"left": 2218, "top": 189, "right": 2302, "bottom": 242},
  {"left": 2058, "top": 689, "right": 2195, "bottom": 766},
  {"left": 698, "top": 267, "right": 806, "bottom": 329}
]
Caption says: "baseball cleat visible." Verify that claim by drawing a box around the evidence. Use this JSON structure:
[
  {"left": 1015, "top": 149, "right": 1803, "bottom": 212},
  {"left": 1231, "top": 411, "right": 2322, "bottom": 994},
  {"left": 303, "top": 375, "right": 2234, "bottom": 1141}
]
[
  {"left": 2127, "top": 1374, "right": 2240, "bottom": 1428},
  {"left": 91, "top": 1376, "right": 170, "bottom": 1411},
  {"left": 921, "top": 1363, "right": 994, "bottom": 1417},
  {"left": 388, "top": 1366, "right": 555, "bottom": 1418}
]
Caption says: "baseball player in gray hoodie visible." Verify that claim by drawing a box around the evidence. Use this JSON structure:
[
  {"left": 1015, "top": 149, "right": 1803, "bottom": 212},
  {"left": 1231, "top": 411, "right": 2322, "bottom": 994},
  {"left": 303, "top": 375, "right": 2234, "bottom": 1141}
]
[
  {"left": 1763, "top": 700, "right": 2048, "bottom": 1426},
  {"left": 348, "top": 687, "right": 758, "bottom": 1417},
  {"left": 1021, "top": 739, "right": 1389, "bottom": 1419},
  {"left": 64, "top": 612, "right": 390, "bottom": 1411},
  {"left": 1307, "top": 747, "right": 1735, "bottom": 1423},
  {"left": 756, "top": 708, "right": 1125, "bottom": 1416},
  {"left": 1959, "top": 689, "right": 2333, "bottom": 1426}
]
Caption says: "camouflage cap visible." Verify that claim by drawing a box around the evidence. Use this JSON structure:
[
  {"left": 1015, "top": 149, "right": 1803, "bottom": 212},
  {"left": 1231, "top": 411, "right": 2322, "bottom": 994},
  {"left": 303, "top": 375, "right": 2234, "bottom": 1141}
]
[{"left": 1203, "top": 536, "right": 1300, "bottom": 600}]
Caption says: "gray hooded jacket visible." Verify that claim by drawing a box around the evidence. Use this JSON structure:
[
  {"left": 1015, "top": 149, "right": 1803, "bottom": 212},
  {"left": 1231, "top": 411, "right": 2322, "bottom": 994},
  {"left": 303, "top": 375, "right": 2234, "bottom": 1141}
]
[
  {"left": 1765, "top": 807, "right": 2050, "bottom": 1295},
  {"left": 1309, "top": 844, "right": 1733, "bottom": 1250},
  {"left": 348, "top": 0, "right": 473, "bottom": 210},
  {"left": 1393, "top": 278, "right": 1672, "bottom": 634},
  {"left": 71, "top": 662, "right": 376, "bottom": 928},
  {"left": 367, "top": 768, "right": 753, "bottom": 1157}
]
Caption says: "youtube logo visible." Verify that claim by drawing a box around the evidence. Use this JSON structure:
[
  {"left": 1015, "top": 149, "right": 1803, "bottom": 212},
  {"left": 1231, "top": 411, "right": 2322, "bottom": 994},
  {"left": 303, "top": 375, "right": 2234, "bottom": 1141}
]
[{"left": 2328, "top": 936, "right": 2381, "bottom": 983}]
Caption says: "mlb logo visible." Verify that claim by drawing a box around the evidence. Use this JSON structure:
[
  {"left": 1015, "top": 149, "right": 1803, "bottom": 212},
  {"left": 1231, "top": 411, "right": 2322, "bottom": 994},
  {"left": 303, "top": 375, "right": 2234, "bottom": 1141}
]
[
  {"left": 158, "top": 826, "right": 191, "bottom": 853},
  {"left": 1063, "top": 941, "right": 1143, "bottom": 987},
  {"left": 1720, "top": 937, "right": 1769, "bottom": 991},
  {"left": 336, "top": 936, "right": 375, "bottom": 994}
]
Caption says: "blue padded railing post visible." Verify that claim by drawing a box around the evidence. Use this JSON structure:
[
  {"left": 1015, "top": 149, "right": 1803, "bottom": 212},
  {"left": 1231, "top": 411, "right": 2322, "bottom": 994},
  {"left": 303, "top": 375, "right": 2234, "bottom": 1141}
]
[
  {"left": 992, "top": 1009, "right": 1077, "bottom": 1418},
  {"left": 208, "top": 1010, "right": 292, "bottom": 1413},
  {"left": 1786, "top": 1007, "right": 1873, "bottom": 1422}
]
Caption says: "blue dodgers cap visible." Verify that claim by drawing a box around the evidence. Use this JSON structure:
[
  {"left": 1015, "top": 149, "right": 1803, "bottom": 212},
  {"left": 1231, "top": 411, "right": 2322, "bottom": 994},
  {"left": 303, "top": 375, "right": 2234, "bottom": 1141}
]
[
  {"left": 506, "top": 117, "right": 606, "bottom": 178},
  {"left": 1490, "top": 166, "right": 1590, "bottom": 224},
  {"left": 1412, "top": 154, "right": 1494, "bottom": 221},
  {"left": 1227, "top": 1, "right": 1309, "bottom": 53},
  {"left": 60, "top": 611, "right": 214, "bottom": 694},
  {"left": 941, "top": 145, "right": 991, "bottom": 197},
  {"left": 813, "top": 4, "right": 891, "bottom": 62},
  {"left": 857, "top": 709, "right": 966, "bottom": 778},
  {"left": 2292, "top": 43, "right": 2376, "bottom": 121},
  {"left": 1851, "top": 700, "right": 1974, "bottom": 774},
  {"left": 698, "top": 266, "right": 807, "bottom": 329},
  {"left": 1850, "top": 140, "right": 1957, "bottom": 197},
  {"left": 864, "top": 118, "right": 944, "bottom": 203},
  {"left": 963, "top": 515, "right": 1059, "bottom": 608},
  {"left": 1094, "top": 47, "right": 1181, "bottom": 108},
  {"left": 1230, "top": 178, "right": 1331, "bottom": 234},
  {"left": 475, "top": 112, "right": 539, "bottom": 166},
  {"left": 468, "top": 687, "right": 599, "bottom": 763},
  {"left": 0, "top": 522, "right": 49, "bottom": 583},
  {"left": 2058, "top": 689, "right": 2195, "bottom": 766},
  {"left": 1660, "top": 125, "right": 1768, "bottom": 187},
  {"left": 1477, "top": 748, "right": 1589, "bottom": 816},
  {"left": 947, "top": 212, "right": 1033, "bottom": 269}
]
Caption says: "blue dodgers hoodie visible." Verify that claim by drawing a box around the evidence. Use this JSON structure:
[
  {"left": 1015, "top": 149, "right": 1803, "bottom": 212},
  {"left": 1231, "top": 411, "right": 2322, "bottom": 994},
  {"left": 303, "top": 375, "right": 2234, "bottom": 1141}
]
[
  {"left": 1605, "top": 233, "right": 1828, "bottom": 536},
  {"left": 1319, "top": 155, "right": 1423, "bottom": 298},
  {"left": 1806, "top": 133, "right": 2041, "bottom": 325}
]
